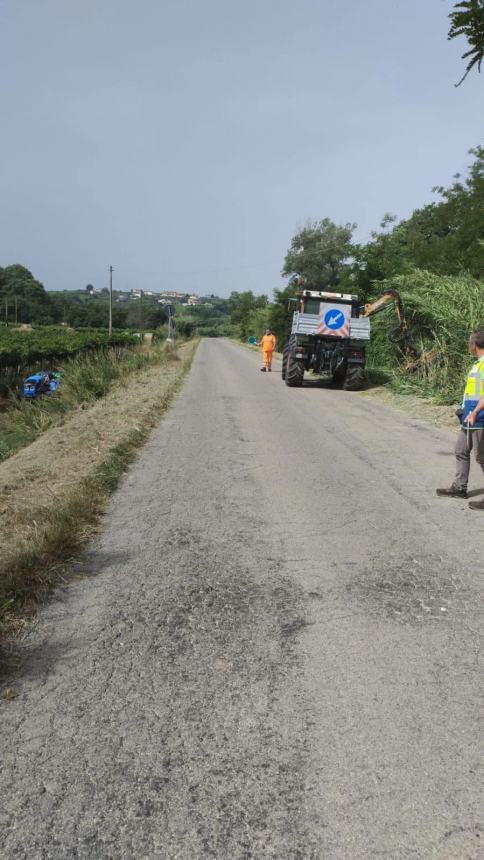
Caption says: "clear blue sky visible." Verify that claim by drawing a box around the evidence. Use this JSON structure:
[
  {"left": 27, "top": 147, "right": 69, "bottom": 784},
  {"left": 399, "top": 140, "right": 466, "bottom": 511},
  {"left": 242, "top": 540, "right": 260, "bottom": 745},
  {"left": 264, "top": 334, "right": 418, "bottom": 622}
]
[{"left": 0, "top": 0, "right": 482, "bottom": 297}]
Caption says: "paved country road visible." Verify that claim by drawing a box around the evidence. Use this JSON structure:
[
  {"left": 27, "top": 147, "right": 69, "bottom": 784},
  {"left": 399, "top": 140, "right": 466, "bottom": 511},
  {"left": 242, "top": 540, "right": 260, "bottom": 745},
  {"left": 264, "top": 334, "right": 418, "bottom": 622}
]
[{"left": 1, "top": 339, "right": 482, "bottom": 860}]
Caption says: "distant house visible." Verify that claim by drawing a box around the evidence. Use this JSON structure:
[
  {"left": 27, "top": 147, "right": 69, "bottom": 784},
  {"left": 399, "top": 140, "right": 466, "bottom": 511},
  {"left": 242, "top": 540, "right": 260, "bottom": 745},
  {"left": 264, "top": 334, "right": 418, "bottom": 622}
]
[
  {"left": 131, "top": 288, "right": 144, "bottom": 299},
  {"left": 159, "top": 290, "right": 185, "bottom": 300}
]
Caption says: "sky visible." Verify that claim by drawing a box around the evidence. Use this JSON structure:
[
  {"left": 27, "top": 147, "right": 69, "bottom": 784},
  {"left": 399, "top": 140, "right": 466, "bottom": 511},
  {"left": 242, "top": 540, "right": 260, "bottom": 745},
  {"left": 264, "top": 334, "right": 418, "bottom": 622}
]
[{"left": 0, "top": 0, "right": 482, "bottom": 298}]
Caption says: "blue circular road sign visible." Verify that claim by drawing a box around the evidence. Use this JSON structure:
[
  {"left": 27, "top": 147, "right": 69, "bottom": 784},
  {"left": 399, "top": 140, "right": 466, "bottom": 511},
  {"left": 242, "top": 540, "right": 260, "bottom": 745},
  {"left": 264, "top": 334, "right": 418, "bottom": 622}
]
[{"left": 324, "top": 309, "right": 345, "bottom": 330}]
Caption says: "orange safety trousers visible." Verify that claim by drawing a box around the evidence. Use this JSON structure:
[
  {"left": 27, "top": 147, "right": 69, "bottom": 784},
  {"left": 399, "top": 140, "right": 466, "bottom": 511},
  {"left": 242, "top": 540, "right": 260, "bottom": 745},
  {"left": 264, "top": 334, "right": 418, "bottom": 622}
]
[{"left": 260, "top": 335, "right": 276, "bottom": 368}]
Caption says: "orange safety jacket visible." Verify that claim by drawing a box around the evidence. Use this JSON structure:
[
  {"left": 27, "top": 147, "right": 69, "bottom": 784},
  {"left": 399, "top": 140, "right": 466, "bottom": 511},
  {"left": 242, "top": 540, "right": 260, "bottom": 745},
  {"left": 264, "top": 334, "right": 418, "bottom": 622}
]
[{"left": 260, "top": 334, "right": 276, "bottom": 353}]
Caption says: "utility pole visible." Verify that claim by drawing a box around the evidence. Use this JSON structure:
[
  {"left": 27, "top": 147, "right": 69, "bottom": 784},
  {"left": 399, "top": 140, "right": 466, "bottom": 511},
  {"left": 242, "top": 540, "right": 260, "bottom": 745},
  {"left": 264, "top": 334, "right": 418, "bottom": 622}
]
[
  {"left": 166, "top": 304, "right": 175, "bottom": 344},
  {"left": 14, "top": 295, "right": 18, "bottom": 325},
  {"left": 108, "top": 265, "right": 114, "bottom": 335}
]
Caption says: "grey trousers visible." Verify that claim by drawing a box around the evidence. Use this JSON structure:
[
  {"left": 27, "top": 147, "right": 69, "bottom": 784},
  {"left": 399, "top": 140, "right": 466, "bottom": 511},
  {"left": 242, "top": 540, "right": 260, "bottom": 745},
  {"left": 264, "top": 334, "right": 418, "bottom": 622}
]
[{"left": 454, "top": 428, "right": 484, "bottom": 490}]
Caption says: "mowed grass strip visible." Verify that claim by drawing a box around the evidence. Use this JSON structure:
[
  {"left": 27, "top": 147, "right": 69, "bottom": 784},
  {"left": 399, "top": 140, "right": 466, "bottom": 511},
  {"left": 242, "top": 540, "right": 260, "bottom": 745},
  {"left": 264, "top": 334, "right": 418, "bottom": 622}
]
[{"left": 0, "top": 341, "right": 198, "bottom": 636}]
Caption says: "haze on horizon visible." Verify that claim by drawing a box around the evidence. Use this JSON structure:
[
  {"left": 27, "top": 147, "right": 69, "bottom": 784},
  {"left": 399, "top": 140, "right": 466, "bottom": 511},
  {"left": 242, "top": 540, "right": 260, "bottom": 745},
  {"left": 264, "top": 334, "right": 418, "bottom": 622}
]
[{"left": 0, "top": 0, "right": 482, "bottom": 299}]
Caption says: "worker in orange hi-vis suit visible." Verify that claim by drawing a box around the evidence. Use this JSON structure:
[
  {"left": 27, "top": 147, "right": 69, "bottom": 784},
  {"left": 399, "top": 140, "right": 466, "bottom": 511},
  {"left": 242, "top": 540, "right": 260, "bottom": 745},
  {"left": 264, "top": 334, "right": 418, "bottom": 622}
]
[{"left": 258, "top": 329, "right": 277, "bottom": 372}]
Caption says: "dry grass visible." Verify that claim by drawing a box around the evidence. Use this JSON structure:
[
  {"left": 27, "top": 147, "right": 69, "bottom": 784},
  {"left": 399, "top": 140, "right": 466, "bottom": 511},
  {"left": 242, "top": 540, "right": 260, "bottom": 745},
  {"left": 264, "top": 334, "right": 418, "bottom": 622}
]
[
  {"left": 358, "top": 385, "right": 459, "bottom": 431},
  {"left": 0, "top": 341, "right": 198, "bottom": 637}
]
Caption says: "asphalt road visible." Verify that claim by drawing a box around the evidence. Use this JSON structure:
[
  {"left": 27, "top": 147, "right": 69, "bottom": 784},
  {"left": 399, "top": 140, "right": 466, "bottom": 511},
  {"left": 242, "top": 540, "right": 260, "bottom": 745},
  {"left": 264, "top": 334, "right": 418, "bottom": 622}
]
[{"left": 1, "top": 339, "right": 482, "bottom": 859}]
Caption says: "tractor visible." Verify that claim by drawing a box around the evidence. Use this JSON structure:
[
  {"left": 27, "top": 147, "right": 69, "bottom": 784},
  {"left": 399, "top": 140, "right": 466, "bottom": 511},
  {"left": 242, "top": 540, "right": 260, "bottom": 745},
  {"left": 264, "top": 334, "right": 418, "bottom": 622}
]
[
  {"left": 282, "top": 288, "right": 370, "bottom": 390},
  {"left": 281, "top": 282, "right": 437, "bottom": 390},
  {"left": 22, "top": 371, "right": 62, "bottom": 399}
]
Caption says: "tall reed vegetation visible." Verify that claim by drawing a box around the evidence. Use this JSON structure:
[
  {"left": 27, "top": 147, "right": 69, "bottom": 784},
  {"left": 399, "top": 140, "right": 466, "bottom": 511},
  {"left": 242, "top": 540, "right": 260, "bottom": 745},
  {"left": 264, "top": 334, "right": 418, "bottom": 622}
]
[{"left": 367, "top": 270, "right": 484, "bottom": 402}]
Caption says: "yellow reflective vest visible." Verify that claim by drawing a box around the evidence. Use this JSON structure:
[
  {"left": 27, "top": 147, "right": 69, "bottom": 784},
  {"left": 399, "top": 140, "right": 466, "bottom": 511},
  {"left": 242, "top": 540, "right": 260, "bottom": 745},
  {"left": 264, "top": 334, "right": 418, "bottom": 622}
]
[{"left": 462, "top": 356, "right": 484, "bottom": 429}]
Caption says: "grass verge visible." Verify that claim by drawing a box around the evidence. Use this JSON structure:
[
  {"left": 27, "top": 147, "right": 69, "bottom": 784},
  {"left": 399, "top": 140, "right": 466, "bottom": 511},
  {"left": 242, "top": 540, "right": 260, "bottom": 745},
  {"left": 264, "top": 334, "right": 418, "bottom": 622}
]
[{"left": 0, "top": 341, "right": 197, "bottom": 642}]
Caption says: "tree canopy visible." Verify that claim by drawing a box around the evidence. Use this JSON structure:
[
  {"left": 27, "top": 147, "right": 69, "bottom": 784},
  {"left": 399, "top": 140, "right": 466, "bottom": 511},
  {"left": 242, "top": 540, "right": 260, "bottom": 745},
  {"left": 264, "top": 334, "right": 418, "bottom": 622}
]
[
  {"left": 282, "top": 218, "right": 356, "bottom": 291},
  {"left": 0, "top": 265, "right": 55, "bottom": 324},
  {"left": 353, "top": 145, "right": 484, "bottom": 296},
  {"left": 229, "top": 291, "right": 268, "bottom": 340}
]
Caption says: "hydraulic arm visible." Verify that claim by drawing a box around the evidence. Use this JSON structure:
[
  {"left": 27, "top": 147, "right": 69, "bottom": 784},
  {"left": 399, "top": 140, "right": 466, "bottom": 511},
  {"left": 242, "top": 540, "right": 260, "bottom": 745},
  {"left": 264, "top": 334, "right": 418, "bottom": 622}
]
[{"left": 361, "top": 289, "right": 437, "bottom": 372}]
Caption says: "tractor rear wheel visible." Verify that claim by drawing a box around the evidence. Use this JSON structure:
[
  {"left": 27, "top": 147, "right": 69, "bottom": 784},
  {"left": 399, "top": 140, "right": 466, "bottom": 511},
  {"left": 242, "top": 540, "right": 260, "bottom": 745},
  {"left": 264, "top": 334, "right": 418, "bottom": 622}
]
[
  {"left": 285, "top": 356, "right": 304, "bottom": 387},
  {"left": 281, "top": 344, "right": 289, "bottom": 380},
  {"left": 343, "top": 365, "right": 367, "bottom": 391}
]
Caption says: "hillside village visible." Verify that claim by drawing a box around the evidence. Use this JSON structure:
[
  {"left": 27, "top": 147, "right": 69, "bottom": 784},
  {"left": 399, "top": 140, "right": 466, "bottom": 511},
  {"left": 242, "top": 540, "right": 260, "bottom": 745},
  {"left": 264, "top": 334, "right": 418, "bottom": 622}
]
[{"left": 85, "top": 285, "right": 210, "bottom": 306}]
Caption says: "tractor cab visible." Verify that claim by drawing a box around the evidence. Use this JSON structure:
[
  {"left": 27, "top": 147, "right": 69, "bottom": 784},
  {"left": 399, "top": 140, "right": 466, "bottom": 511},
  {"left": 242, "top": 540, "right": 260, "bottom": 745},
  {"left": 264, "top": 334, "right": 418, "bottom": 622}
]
[{"left": 295, "top": 290, "right": 359, "bottom": 318}]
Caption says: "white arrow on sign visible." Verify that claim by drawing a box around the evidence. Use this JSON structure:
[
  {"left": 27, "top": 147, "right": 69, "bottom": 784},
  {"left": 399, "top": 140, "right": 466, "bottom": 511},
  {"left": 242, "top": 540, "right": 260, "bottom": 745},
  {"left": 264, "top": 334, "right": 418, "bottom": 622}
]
[{"left": 327, "top": 313, "right": 343, "bottom": 326}]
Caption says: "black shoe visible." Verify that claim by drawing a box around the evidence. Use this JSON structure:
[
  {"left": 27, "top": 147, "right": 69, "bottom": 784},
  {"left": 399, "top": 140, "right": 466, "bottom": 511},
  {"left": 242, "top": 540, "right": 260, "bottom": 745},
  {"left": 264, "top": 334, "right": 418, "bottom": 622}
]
[
  {"left": 268, "top": 368, "right": 272, "bottom": 372},
  {"left": 436, "top": 487, "right": 468, "bottom": 499},
  {"left": 260, "top": 367, "right": 266, "bottom": 372},
  {"left": 468, "top": 499, "right": 484, "bottom": 510}
]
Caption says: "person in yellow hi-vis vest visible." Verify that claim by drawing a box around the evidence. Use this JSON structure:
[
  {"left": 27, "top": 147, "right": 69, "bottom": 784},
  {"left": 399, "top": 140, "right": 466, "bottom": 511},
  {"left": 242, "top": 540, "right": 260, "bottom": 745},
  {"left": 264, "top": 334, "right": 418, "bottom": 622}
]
[
  {"left": 437, "top": 329, "right": 484, "bottom": 510},
  {"left": 258, "top": 329, "right": 276, "bottom": 372}
]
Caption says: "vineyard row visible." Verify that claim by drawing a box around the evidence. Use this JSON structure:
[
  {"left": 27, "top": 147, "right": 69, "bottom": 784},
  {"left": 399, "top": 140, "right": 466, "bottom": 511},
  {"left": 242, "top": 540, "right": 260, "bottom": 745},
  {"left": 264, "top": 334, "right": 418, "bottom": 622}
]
[{"left": 0, "top": 327, "right": 138, "bottom": 370}]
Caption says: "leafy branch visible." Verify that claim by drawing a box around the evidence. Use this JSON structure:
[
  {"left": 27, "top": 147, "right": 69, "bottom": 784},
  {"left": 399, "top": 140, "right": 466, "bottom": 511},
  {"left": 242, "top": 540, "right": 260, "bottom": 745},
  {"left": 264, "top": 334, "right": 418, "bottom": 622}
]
[{"left": 448, "top": 0, "right": 484, "bottom": 85}]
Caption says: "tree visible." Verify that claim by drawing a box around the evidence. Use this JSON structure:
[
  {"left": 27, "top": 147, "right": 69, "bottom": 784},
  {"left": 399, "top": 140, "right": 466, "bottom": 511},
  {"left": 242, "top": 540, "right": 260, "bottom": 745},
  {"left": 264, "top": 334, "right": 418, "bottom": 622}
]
[
  {"left": 176, "top": 319, "right": 195, "bottom": 338},
  {"left": 267, "top": 283, "right": 295, "bottom": 347},
  {"left": 229, "top": 291, "right": 268, "bottom": 340},
  {"left": 449, "top": 0, "right": 484, "bottom": 85},
  {"left": 282, "top": 218, "right": 357, "bottom": 290},
  {"left": 246, "top": 305, "right": 270, "bottom": 339},
  {"left": 353, "top": 146, "right": 484, "bottom": 295},
  {"left": 63, "top": 298, "right": 128, "bottom": 329},
  {"left": 351, "top": 214, "right": 413, "bottom": 298},
  {"left": 0, "top": 265, "right": 57, "bottom": 324}
]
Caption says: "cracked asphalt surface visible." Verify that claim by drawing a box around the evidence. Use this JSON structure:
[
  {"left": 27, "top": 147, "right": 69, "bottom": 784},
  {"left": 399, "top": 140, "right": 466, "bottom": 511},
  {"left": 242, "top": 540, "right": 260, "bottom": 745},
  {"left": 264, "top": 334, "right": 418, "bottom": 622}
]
[{"left": 1, "top": 339, "right": 482, "bottom": 859}]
